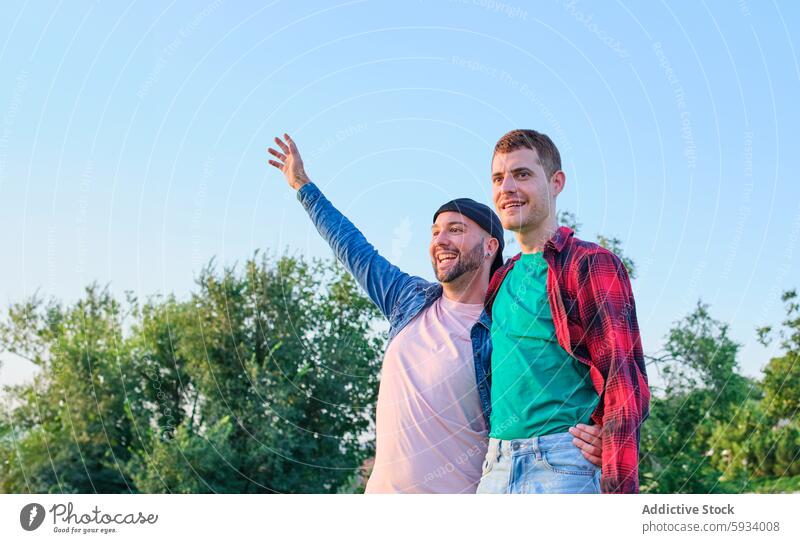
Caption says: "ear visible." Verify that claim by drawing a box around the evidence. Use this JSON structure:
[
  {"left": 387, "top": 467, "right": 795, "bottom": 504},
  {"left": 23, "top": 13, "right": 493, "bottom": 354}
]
[
  {"left": 485, "top": 236, "right": 500, "bottom": 259},
  {"left": 550, "top": 170, "right": 566, "bottom": 197}
]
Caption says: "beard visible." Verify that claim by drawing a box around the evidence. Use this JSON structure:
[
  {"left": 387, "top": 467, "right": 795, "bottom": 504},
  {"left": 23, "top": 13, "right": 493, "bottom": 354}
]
[
  {"left": 498, "top": 187, "right": 554, "bottom": 233},
  {"left": 501, "top": 200, "right": 550, "bottom": 233},
  {"left": 432, "top": 239, "right": 484, "bottom": 283}
]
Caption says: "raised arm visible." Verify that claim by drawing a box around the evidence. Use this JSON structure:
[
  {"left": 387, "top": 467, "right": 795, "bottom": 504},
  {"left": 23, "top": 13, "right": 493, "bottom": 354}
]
[{"left": 268, "top": 134, "right": 416, "bottom": 319}]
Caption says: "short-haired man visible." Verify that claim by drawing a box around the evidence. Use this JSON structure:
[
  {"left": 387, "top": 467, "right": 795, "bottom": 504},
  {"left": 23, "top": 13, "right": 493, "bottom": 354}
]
[
  {"left": 478, "top": 129, "right": 650, "bottom": 494},
  {"left": 268, "top": 133, "right": 603, "bottom": 493}
]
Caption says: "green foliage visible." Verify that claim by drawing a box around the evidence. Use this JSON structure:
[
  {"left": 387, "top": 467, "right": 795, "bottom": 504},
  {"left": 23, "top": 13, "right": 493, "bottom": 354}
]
[
  {"left": 0, "top": 255, "right": 383, "bottom": 493},
  {"left": 0, "top": 287, "right": 140, "bottom": 493},
  {"left": 662, "top": 301, "right": 748, "bottom": 401},
  {"left": 710, "top": 406, "right": 800, "bottom": 484},
  {"left": 758, "top": 290, "right": 800, "bottom": 422},
  {"left": 708, "top": 289, "right": 800, "bottom": 486},
  {"left": 1, "top": 238, "right": 796, "bottom": 494},
  {"left": 643, "top": 293, "right": 800, "bottom": 493},
  {"left": 129, "top": 417, "right": 238, "bottom": 493},
  {"left": 641, "top": 302, "right": 753, "bottom": 493},
  {"left": 746, "top": 473, "right": 800, "bottom": 493},
  {"left": 762, "top": 353, "right": 800, "bottom": 422}
]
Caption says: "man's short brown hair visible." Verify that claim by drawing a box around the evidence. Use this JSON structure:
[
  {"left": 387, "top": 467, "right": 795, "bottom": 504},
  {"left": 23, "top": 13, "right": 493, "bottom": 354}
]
[{"left": 493, "top": 129, "right": 562, "bottom": 180}]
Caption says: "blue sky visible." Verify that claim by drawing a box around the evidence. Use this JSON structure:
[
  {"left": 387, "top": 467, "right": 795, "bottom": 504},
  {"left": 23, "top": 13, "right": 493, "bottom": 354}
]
[{"left": 1, "top": 0, "right": 799, "bottom": 386}]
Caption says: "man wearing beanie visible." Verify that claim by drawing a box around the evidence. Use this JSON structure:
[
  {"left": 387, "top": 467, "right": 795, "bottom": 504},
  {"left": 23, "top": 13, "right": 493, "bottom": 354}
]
[
  {"left": 479, "top": 129, "right": 650, "bottom": 494},
  {"left": 268, "top": 134, "right": 602, "bottom": 493}
]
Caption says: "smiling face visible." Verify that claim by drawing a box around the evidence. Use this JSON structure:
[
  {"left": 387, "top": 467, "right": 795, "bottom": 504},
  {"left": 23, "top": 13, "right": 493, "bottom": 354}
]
[
  {"left": 430, "top": 212, "right": 491, "bottom": 284},
  {"left": 491, "top": 148, "right": 563, "bottom": 234}
]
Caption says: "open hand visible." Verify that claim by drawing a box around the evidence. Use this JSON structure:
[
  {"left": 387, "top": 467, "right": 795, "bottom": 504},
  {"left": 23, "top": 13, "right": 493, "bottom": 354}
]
[{"left": 268, "top": 133, "right": 310, "bottom": 190}]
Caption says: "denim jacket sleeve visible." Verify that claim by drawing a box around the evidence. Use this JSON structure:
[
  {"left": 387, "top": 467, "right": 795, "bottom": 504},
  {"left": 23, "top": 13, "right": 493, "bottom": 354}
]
[{"left": 296, "top": 182, "right": 414, "bottom": 319}]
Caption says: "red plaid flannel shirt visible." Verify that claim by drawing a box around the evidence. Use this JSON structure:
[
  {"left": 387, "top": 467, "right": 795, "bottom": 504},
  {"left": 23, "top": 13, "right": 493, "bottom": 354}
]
[{"left": 486, "top": 226, "right": 650, "bottom": 493}]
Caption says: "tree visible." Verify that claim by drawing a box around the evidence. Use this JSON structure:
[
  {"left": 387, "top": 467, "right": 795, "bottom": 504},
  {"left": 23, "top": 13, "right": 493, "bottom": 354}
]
[
  {"left": 0, "top": 287, "right": 141, "bottom": 492},
  {"left": 640, "top": 302, "right": 753, "bottom": 492},
  {"left": 757, "top": 290, "right": 800, "bottom": 422},
  {"left": 0, "top": 255, "right": 384, "bottom": 493},
  {"left": 132, "top": 255, "right": 383, "bottom": 493},
  {"left": 711, "top": 289, "right": 800, "bottom": 485}
]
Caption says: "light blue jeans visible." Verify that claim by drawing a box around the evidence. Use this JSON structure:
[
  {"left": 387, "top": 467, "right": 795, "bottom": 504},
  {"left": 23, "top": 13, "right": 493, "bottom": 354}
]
[{"left": 476, "top": 432, "right": 601, "bottom": 494}]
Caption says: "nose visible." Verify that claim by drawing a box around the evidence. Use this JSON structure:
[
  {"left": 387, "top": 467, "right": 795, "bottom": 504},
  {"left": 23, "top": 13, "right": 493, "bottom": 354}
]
[
  {"left": 499, "top": 173, "right": 517, "bottom": 193},
  {"left": 431, "top": 230, "right": 454, "bottom": 249}
]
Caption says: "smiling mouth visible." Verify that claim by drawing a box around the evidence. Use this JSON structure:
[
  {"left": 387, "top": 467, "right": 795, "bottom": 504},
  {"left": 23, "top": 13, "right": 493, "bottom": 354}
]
[
  {"left": 436, "top": 252, "right": 458, "bottom": 264},
  {"left": 501, "top": 201, "right": 526, "bottom": 210}
]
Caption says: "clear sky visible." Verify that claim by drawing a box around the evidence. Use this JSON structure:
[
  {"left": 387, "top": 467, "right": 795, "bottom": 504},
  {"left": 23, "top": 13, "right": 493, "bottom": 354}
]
[{"left": 1, "top": 0, "right": 799, "bottom": 387}]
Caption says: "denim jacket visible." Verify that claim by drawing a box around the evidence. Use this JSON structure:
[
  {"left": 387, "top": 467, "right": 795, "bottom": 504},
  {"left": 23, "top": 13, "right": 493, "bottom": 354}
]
[{"left": 297, "top": 183, "right": 492, "bottom": 426}]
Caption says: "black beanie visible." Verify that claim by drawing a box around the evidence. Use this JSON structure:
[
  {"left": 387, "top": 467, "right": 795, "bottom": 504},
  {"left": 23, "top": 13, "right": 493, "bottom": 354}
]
[{"left": 433, "top": 198, "right": 505, "bottom": 276}]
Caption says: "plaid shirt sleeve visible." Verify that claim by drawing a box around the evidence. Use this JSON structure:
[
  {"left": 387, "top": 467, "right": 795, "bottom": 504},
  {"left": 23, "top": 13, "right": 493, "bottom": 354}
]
[{"left": 575, "top": 250, "right": 649, "bottom": 494}]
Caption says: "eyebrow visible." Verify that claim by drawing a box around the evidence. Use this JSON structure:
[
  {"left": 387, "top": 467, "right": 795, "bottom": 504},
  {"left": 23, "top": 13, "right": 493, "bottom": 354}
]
[
  {"left": 492, "top": 161, "right": 541, "bottom": 177},
  {"left": 431, "top": 221, "right": 468, "bottom": 231}
]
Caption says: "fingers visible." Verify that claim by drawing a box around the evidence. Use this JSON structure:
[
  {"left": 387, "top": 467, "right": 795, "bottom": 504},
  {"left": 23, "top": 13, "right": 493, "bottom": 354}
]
[
  {"left": 569, "top": 423, "right": 602, "bottom": 445},
  {"left": 268, "top": 147, "right": 286, "bottom": 162},
  {"left": 273, "top": 136, "right": 290, "bottom": 154},
  {"left": 580, "top": 448, "right": 602, "bottom": 467},
  {"left": 569, "top": 424, "right": 603, "bottom": 459},
  {"left": 572, "top": 437, "right": 601, "bottom": 458},
  {"left": 267, "top": 146, "right": 286, "bottom": 170},
  {"left": 576, "top": 423, "right": 602, "bottom": 439},
  {"left": 570, "top": 425, "right": 603, "bottom": 467},
  {"left": 284, "top": 133, "right": 299, "bottom": 153}
]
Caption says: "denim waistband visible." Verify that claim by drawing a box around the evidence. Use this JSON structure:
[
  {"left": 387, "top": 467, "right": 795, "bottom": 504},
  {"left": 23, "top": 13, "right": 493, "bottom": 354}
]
[{"left": 487, "top": 431, "right": 576, "bottom": 458}]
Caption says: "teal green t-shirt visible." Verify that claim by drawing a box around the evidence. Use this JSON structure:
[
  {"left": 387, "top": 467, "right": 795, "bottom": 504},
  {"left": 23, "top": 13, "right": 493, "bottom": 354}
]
[{"left": 489, "top": 252, "right": 598, "bottom": 439}]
